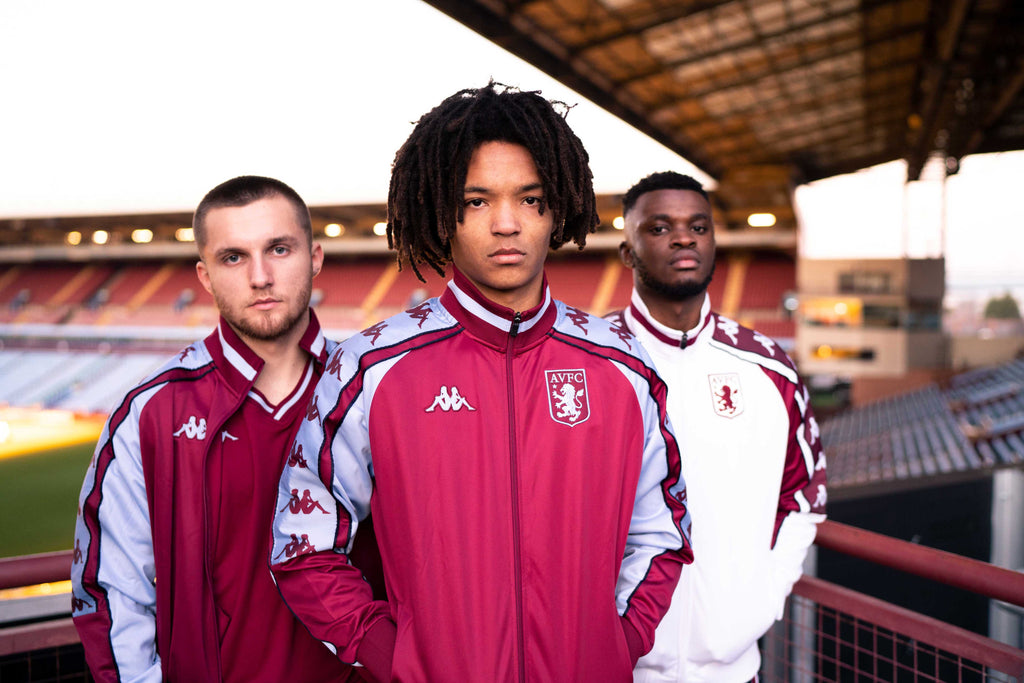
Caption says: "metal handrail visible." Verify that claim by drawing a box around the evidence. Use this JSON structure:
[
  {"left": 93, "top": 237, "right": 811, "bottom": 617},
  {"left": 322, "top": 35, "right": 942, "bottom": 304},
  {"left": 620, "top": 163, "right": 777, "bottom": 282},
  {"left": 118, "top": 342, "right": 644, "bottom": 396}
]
[
  {"left": 815, "top": 520, "right": 1024, "bottom": 608},
  {"left": 0, "top": 550, "right": 73, "bottom": 590}
]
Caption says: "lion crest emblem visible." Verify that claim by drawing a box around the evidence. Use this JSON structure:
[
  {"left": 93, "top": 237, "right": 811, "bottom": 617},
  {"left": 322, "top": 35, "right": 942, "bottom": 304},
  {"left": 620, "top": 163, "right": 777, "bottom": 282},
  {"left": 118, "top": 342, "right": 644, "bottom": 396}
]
[{"left": 545, "top": 369, "right": 590, "bottom": 427}]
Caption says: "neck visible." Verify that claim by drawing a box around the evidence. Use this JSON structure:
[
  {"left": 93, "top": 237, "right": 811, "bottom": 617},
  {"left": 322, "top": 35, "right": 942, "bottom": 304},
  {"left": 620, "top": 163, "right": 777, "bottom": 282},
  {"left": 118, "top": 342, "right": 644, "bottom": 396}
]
[
  {"left": 637, "top": 286, "right": 704, "bottom": 333},
  {"left": 234, "top": 311, "right": 311, "bottom": 404}
]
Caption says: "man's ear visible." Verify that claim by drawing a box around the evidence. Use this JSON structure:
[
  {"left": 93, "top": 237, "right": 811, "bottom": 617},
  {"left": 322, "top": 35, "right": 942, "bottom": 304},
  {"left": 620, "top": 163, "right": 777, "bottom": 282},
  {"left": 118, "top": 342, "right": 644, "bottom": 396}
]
[
  {"left": 619, "top": 241, "right": 635, "bottom": 269},
  {"left": 311, "top": 242, "right": 324, "bottom": 277},
  {"left": 196, "top": 259, "right": 214, "bottom": 295}
]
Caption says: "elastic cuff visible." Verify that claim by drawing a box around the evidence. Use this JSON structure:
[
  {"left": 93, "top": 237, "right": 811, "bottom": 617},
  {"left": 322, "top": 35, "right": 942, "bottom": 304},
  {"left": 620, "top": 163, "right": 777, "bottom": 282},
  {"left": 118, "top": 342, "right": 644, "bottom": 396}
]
[
  {"left": 620, "top": 617, "right": 646, "bottom": 667},
  {"left": 356, "top": 618, "right": 397, "bottom": 683}
]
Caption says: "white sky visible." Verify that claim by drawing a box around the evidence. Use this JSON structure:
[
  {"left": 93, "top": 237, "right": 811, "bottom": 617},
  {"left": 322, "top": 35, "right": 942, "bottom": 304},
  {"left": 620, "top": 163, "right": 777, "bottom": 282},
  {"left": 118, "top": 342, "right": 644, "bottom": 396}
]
[{"left": 2, "top": 0, "right": 1022, "bottom": 290}]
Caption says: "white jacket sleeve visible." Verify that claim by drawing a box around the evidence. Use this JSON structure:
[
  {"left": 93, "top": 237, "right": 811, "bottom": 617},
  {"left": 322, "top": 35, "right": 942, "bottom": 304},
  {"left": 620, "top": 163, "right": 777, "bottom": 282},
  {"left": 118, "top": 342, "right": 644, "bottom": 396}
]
[{"left": 72, "top": 401, "right": 161, "bottom": 682}]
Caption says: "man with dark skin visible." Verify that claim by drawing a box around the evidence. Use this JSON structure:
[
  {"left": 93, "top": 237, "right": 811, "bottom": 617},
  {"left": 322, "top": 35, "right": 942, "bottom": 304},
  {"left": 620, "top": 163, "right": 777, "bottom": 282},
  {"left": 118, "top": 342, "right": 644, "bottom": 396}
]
[{"left": 613, "top": 171, "right": 827, "bottom": 683}]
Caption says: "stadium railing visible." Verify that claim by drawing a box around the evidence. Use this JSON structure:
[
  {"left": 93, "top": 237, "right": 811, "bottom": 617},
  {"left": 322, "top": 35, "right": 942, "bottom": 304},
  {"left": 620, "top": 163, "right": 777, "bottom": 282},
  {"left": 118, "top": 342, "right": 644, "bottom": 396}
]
[{"left": 2, "top": 522, "right": 1024, "bottom": 682}]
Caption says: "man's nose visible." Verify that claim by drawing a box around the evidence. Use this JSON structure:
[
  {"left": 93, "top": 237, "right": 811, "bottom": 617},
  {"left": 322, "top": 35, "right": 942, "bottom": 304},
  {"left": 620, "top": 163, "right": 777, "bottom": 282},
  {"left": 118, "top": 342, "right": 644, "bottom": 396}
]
[
  {"left": 670, "top": 225, "right": 695, "bottom": 247},
  {"left": 492, "top": 201, "right": 521, "bottom": 235},
  {"left": 250, "top": 256, "right": 273, "bottom": 288}
]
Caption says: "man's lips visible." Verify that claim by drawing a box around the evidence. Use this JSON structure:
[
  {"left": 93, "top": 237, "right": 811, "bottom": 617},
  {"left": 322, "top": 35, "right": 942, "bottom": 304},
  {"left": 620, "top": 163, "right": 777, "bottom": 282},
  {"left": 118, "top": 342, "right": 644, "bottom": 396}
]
[
  {"left": 250, "top": 298, "right": 281, "bottom": 310},
  {"left": 670, "top": 252, "right": 700, "bottom": 269},
  {"left": 489, "top": 248, "right": 526, "bottom": 264}
]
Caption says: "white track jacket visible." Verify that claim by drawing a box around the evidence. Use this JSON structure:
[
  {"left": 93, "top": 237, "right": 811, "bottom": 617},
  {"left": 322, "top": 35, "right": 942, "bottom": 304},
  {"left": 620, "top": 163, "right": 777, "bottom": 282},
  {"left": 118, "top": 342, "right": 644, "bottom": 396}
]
[{"left": 614, "top": 292, "right": 827, "bottom": 683}]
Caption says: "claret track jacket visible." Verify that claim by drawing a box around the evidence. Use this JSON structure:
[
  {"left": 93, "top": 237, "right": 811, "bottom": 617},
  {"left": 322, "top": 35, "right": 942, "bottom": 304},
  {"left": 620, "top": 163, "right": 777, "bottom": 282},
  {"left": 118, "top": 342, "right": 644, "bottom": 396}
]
[
  {"left": 270, "top": 268, "right": 693, "bottom": 682},
  {"left": 71, "top": 312, "right": 355, "bottom": 682}
]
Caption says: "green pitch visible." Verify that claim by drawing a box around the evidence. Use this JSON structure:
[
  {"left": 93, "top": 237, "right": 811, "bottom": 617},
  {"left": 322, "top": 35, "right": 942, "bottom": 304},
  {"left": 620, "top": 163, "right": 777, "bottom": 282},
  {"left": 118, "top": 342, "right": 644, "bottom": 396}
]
[{"left": 0, "top": 442, "right": 94, "bottom": 558}]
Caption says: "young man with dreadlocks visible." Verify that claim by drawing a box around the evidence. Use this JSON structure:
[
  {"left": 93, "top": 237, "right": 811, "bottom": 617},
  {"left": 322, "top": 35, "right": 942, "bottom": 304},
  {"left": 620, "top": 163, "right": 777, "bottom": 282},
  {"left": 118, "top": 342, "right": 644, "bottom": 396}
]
[{"left": 270, "top": 82, "right": 693, "bottom": 682}]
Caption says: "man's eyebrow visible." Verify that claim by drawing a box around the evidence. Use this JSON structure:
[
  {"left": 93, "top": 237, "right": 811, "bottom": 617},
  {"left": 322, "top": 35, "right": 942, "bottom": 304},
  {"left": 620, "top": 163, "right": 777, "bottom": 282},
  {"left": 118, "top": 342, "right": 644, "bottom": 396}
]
[
  {"left": 266, "top": 234, "right": 301, "bottom": 246},
  {"left": 642, "top": 211, "right": 711, "bottom": 223},
  {"left": 463, "top": 182, "right": 545, "bottom": 194},
  {"left": 211, "top": 235, "right": 300, "bottom": 259}
]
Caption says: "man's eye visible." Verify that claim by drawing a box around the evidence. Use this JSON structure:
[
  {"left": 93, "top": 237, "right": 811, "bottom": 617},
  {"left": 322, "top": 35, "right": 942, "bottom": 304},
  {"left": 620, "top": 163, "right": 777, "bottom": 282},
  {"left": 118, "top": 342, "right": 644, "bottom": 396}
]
[
  {"left": 524, "top": 196, "right": 543, "bottom": 206},
  {"left": 224, "top": 254, "right": 241, "bottom": 264},
  {"left": 273, "top": 245, "right": 289, "bottom": 255},
  {"left": 465, "top": 198, "right": 485, "bottom": 208},
  {"left": 693, "top": 224, "right": 708, "bottom": 234}
]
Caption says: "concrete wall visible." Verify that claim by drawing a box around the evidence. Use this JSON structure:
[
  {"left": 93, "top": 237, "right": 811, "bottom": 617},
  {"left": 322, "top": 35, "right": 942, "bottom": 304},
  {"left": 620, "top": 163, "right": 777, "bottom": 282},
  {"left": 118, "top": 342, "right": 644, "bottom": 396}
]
[{"left": 950, "top": 335, "right": 1024, "bottom": 370}]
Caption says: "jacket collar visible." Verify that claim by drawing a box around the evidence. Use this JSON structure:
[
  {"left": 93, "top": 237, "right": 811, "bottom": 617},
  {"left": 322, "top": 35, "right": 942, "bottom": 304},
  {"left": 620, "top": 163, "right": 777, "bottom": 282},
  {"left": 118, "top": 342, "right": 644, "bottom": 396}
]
[
  {"left": 440, "top": 267, "right": 556, "bottom": 349},
  {"left": 627, "top": 290, "right": 713, "bottom": 349},
  {"left": 205, "top": 308, "right": 328, "bottom": 395}
]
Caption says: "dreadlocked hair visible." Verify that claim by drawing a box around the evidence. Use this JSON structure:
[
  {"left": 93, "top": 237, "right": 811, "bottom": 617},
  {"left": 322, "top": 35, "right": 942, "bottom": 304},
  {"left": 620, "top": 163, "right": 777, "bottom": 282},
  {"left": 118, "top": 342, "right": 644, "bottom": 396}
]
[{"left": 387, "top": 81, "right": 599, "bottom": 281}]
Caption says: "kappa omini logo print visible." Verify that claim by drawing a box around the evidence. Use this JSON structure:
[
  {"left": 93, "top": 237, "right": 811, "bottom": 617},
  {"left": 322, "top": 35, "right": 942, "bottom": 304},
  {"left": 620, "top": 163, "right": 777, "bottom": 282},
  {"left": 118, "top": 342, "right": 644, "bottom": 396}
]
[
  {"left": 708, "top": 373, "right": 743, "bottom": 418},
  {"left": 274, "top": 533, "right": 315, "bottom": 560},
  {"left": 280, "top": 488, "right": 330, "bottom": 515},
  {"left": 425, "top": 386, "right": 476, "bottom": 412},
  {"left": 546, "top": 369, "right": 590, "bottom": 426},
  {"left": 173, "top": 416, "right": 207, "bottom": 440}
]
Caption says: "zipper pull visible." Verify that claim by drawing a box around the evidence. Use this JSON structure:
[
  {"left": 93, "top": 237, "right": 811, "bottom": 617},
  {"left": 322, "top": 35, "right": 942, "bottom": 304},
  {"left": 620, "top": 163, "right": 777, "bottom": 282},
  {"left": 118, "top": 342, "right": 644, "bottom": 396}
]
[
  {"left": 679, "top": 332, "right": 688, "bottom": 349},
  {"left": 510, "top": 312, "right": 522, "bottom": 337}
]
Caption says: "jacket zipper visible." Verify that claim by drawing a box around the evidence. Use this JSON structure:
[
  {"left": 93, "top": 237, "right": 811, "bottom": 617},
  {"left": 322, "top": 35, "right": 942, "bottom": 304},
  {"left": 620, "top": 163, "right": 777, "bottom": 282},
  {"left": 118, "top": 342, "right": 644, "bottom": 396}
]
[
  {"left": 506, "top": 311, "right": 526, "bottom": 683},
  {"left": 203, "top": 393, "right": 247, "bottom": 682}
]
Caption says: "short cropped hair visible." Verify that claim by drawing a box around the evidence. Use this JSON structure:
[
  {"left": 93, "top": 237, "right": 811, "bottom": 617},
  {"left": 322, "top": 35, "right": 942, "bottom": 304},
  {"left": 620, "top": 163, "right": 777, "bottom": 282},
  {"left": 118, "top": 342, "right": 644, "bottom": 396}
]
[
  {"left": 192, "top": 175, "right": 312, "bottom": 252},
  {"left": 387, "top": 81, "right": 600, "bottom": 280},
  {"left": 622, "top": 172, "right": 709, "bottom": 217}
]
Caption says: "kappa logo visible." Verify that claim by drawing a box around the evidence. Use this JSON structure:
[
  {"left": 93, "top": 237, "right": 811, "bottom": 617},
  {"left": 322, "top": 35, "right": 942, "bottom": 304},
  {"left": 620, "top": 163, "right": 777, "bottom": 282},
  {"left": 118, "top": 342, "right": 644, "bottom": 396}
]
[
  {"left": 221, "top": 431, "right": 238, "bottom": 443},
  {"left": 407, "top": 301, "right": 432, "bottom": 328},
  {"left": 326, "top": 350, "right": 344, "bottom": 380},
  {"left": 71, "top": 595, "right": 92, "bottom": 612},
  {"left": 178, "top": 345, "right": 194, "bottom": 362},
  {"left": 362, "top": 321, "right": 388, "bottom": 345},
  {"left": 814, "top": 453, "right": 826, "bottom": 472},
  {"left": 73, "top": 539, "right": 83, "bottom": 565},
  {"left": 173, "top": 416, "right": 207, "bottom": 440},
  {"left": 673, "top": 487, "right": 688, "bottom": 506},
  {"left": 287, "top": 443, "right": 309, "bottom": 468},
  {"left": 608, "top": 317, "right": 633, "bottom": 350},
  {"left": 546, "top": 369, "right": 590, "bottom": 426},
  {"left": 708, "top": 373, "right": 743, "bottom": 418},
  {"left": 807, "top": 415, "right": 821, "bottom": 445},
  {"left": 813, "top": 484, "right": 828, "bottom": 508},
  {"left": 565, "top": 306, "right": 590, "bottom": 334},
  {"left": 425, "top": 386, "right": 476, "bottom": 412},
  {"left": 274, "top": 533, "right": 315, "bottom": 560},
  {"left": 306, "top": 397, "right": 322, "bottom": 426},
  {"left": 280, "top": 488, "right": 330, "bottom": 515},
  {"left": 717, "top": 316, "right": 740, "bottom": 345},
  {"left": 753, "top": 331, "right": 777, "bottom": 356}
]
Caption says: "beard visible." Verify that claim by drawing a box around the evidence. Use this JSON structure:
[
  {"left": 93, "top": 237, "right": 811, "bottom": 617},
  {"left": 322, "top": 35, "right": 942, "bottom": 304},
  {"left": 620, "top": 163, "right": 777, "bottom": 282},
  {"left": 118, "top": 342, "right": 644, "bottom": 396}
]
[
  {"left": 215, "top": 277, "right": 312, "bottom": 342},
  {"left": 634, "top": 259, "right": 715, "bottom": 301}
]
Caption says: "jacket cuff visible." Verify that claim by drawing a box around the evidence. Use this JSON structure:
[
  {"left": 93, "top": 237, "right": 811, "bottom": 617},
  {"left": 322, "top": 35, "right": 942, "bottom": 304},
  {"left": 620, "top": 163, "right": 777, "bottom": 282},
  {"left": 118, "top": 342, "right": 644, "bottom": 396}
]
[
  {"left": 356, "top": 618, "right": 397, "bottom": 683},
  {"left": 620, "top": 616, "right": 646, "bottom": 667}
]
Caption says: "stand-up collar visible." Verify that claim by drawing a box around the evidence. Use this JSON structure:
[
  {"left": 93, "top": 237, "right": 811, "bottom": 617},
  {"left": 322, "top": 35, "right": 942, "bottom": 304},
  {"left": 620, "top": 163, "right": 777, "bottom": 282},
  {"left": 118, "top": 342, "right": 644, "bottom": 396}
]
[
  {"left": 440, "top": 267, "right": 556, "bottom": 349},
  {"left": 206, "top": 308, "right": 328, "bottom": 395},
  {"left": 627, "top": 291, "right": 713, "bottom": 349}
]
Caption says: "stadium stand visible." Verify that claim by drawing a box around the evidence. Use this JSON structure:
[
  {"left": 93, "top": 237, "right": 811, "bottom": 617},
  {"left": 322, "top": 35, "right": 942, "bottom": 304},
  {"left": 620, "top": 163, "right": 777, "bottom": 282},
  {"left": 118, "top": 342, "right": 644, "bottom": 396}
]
[
  {"left": 822, "top": 358, "right": 1024, "bottom": 493},
  {"left": 0, "top": 350, "right": 163, "bottom": 414},
  {"left": 740, "top": 250, "right": 796, "bottom": 311},
  {"left": 0, "top": 247, "right": 802, "bottom": 412}
]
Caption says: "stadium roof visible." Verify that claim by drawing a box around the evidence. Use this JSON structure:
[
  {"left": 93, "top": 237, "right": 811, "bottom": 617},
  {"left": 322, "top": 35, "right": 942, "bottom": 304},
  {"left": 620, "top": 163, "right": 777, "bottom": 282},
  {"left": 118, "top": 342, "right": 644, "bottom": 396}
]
[{"left": 424, "top": 0, "right": 1024, "bottom": 230}]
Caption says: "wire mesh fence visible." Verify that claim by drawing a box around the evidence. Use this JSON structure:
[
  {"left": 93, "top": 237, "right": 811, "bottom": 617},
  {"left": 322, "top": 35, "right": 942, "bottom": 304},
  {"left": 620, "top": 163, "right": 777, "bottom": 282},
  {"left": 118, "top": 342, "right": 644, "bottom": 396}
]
[{"left": 762, "top": 576, "right": 1024, "bottom": 683}]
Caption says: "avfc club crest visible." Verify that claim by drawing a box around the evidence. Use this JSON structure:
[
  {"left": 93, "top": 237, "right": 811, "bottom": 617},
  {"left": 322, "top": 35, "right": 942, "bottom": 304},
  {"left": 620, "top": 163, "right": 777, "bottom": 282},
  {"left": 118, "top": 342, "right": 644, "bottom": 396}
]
[
  {"left": 708, "top": 373, "right": 744, "bottom": 418},
  {"left": 546, "top": 369, "right": 590, "bottom": 427}
]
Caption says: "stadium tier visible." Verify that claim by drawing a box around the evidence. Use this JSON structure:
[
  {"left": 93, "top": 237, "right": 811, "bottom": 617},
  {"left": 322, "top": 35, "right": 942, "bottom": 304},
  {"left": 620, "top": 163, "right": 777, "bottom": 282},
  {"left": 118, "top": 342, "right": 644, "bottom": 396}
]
[
  {"left": 0, "top": 249, "right": 801, "bottom": 416},
  {"left": 821, "top": 358, "right": 1024, "bottom": 493}
]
